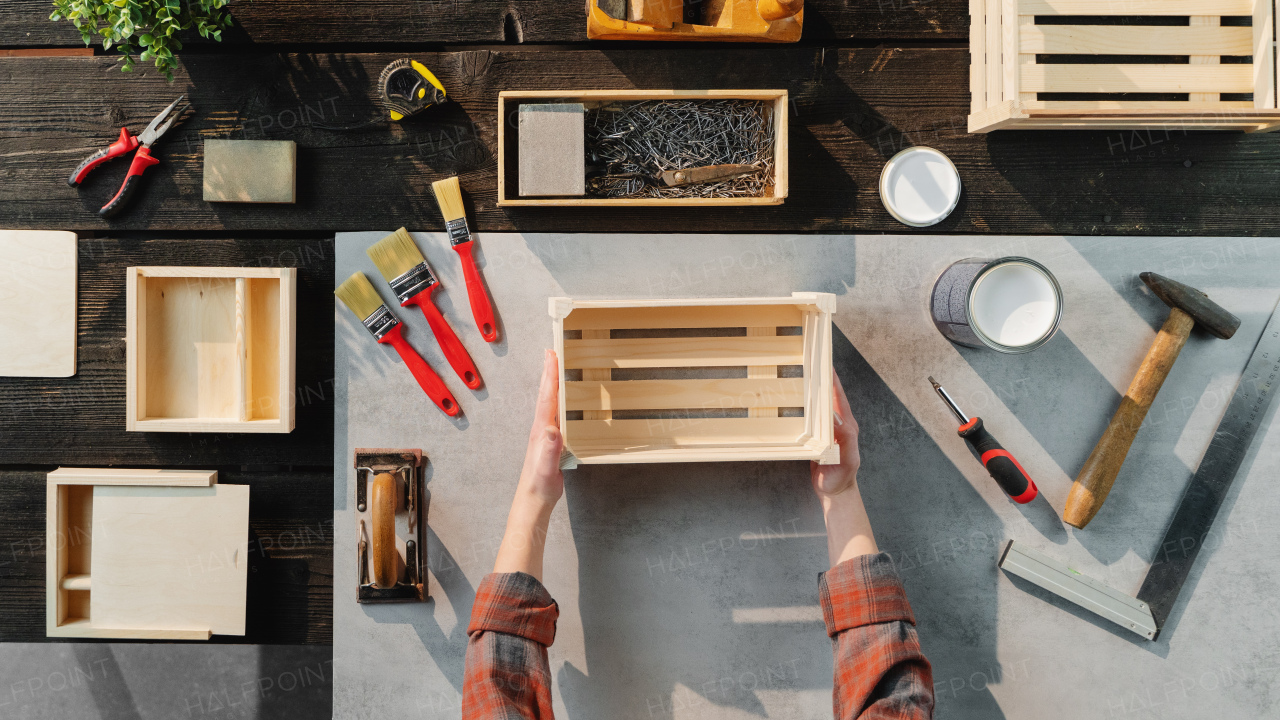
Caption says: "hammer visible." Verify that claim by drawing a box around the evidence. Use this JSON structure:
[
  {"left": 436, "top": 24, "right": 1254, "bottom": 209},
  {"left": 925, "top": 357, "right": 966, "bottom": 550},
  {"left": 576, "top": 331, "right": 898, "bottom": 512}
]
[{"left": 1063, "top": 272, "right": 1239, "bottom": 529}]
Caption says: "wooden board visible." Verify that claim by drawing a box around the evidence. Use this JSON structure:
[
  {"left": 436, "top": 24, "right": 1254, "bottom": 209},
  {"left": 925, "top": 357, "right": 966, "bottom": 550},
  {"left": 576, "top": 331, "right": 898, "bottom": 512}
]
[
  {"left": 6, "top": 51, "right": 1280, "bottom": 234},
  {"left": 0, "top": 230, "right": 77, "bottom": 377},
  {"left": 89, "top": 484, "right": 250, "bottom": 637}
]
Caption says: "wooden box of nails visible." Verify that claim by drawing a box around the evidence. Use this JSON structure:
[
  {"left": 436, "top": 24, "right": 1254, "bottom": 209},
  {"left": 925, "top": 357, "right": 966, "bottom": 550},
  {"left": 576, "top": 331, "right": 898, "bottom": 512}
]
[
  {"left": 497, "top": 89, "right": 788, "bottom": 207},
  {"left": 550, "top": 293, "right": 838, "bottom": 466},
  {"left": 126, "top": 267, "right": 297, "bottom": 433}
]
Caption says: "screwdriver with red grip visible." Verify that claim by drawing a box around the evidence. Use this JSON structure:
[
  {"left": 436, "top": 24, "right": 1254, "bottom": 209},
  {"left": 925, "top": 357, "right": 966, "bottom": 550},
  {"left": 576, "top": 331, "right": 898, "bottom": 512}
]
[{"left": 929, "top": 377, "right": 1038, "bottom": 503}]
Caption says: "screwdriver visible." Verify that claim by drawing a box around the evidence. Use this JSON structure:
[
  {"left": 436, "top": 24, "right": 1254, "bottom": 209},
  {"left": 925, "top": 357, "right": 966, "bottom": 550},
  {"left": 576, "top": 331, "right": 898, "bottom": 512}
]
[{"left": 928, "top": 377, "right": 1038, "bottom": 503}]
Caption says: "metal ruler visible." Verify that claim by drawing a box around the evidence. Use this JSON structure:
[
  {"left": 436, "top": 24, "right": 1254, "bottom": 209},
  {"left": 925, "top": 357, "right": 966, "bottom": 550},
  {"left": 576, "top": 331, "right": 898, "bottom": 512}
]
[{"left": 1001, "top": 297, "right": 1280, "bottom": 640}]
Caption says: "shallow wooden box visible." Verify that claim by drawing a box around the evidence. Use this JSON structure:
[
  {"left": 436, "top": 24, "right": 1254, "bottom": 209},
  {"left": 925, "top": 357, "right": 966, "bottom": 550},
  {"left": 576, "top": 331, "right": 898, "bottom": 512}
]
[
  {"left": 550, "top": 293, "right": 838, "bottom": 465},
  {"left": 46, "top": 468, "right": 250, "bottom": 640},
  {"left": 126, "top": 267, "right": 296, "bottom": 433},
  {"left": 969, "top": 0, "right": 1280, "bottom": 132},
  {"left": 497, "top": 89, "right": 788, "bottom": 207}
]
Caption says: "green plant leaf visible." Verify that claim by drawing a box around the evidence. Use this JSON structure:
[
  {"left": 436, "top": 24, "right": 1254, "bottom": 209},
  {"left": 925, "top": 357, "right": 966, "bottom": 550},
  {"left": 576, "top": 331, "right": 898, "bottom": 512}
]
[{"left": 139, "top": 33, "right": 152, "bottom": 45}]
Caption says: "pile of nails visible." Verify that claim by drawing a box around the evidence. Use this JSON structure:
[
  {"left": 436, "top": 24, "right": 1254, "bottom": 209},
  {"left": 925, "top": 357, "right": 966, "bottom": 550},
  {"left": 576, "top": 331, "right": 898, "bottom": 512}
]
[{"left": 584, "top": 100, "right": 775, "bottom": 199}]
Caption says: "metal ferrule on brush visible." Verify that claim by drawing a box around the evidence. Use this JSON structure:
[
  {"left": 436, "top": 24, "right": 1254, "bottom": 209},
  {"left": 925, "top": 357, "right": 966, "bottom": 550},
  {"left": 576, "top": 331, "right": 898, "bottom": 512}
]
[
  {"left": 388, "top": 262, "right": 437, "bottom": 303},
  {"left": 362, "top": 305, "right": 400, "bottom": 341},
  {"left": 445, "top": 217, "right": 471, "bottom": 246}
]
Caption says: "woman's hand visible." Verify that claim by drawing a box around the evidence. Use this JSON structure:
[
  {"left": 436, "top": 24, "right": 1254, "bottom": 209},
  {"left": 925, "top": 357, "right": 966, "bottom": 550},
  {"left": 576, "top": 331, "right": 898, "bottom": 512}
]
[
  {"left": 493, "top": 349, "right": 564, "bottom": 581},
  {"left": 812, "top": 370, "right": 878, "bottom": 568}
]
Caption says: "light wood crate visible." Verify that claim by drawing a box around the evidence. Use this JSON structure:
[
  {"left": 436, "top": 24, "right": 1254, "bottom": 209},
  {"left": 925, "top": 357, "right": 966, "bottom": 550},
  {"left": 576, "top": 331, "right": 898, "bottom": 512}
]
[
  {"left": 550, "top": 293, "right": 838, "bottom": 465},
  {"left": 46, "top": 468, "right": 249, "bottom": 640},
  {"left": 497, "top": 89, "right": 788, "bottom": 206},
  {"left": 126, "top": 267, "right": 296, "bottom": 433},
  {"left": 969, "top": 0, "right": 1280, "bottom": 132}
]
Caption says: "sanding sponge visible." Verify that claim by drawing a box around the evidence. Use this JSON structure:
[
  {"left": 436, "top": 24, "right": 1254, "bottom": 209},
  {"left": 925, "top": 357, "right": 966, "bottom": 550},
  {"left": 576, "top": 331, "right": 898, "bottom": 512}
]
[
  {"left": 203, "top": 140, "right": 297, "bottom": 203},
  {"left": 518, "top": 104, "right": 585, "bottom": 197}
]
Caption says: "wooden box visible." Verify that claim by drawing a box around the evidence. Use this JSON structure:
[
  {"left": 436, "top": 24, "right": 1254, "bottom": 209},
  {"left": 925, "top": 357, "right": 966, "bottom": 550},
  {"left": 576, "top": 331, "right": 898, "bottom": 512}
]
[
  {"left": 46, "top": 468, "right": 250, "bottom": 640},
  {"left": 550, "top": 293, "right": 838, "bottom": 465},
  {"left": 497, "top": 89, "right": 788, "bottom": 207},
  {"left": 126, "top": 267, "right": 296, "bottom": 433},
  {"left": 969, "top": 0, "right": 1280, "bottom": 132}
]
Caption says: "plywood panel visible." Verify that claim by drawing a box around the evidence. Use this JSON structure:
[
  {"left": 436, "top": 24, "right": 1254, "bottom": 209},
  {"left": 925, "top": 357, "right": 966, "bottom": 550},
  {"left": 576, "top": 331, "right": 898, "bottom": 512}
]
[
  {"left": 144, "top": 276, "right": 240, "bottom": 420},
  {"left": 564, "top": 304, "right": 804, "bottom": 331},
  {"left": 1020, "top": 25, "right": 1251, "bottom": 55},
  {"left": 564, "top": 335, "right": 805, "bottom": 369},
  {"left": 565, "top": 377, "right": 805, "bottom": 411},
  {"left": 1020, "top": 64, "right": 1253, "bottom": 94},
  {"left": 0, "top": 230, "right": 76, "bottom": 377},
  {"left": 248, "top": 277, "right": 282, "bottom": 420},
  {"left": 89, "top": 484, "right": 249, "bottom": 636},
  {"left": 567, "top": 416, "right": 807, "bottom": 448}
]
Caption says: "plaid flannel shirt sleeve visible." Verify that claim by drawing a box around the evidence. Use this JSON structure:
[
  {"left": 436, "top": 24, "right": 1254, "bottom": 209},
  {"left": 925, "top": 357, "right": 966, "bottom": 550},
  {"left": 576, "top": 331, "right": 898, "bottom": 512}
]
[
  {"left": 463, "top": 572, "right": 560, "bottom": 720},
  {"left": 819, "top": 553, "right": 935, "bottom": 720}
]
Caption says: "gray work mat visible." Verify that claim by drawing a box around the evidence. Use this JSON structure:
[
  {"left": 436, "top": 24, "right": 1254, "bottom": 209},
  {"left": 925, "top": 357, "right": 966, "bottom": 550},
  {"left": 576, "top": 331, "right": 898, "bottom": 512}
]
[{"left": 334, "top": 234, "right": 1280, "bottom": 720}]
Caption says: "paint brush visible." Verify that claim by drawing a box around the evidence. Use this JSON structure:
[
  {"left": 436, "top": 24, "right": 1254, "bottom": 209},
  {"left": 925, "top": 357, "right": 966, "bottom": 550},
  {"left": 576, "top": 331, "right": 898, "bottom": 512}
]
[
  {"left": 367, "top": 227, "right": 483, "bottom": 390},
  {"left": 335, "top": 272, "right": 460, "bottom": 417},
  {"left": 431, "top": 176, "right": 499, "bottom": 343}
]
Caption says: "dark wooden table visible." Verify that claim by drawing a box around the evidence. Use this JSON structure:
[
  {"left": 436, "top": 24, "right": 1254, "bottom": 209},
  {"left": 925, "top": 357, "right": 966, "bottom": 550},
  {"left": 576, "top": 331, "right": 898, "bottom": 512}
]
[{"left": 2, "top": 0, "right": 1278, "bottom": 645}]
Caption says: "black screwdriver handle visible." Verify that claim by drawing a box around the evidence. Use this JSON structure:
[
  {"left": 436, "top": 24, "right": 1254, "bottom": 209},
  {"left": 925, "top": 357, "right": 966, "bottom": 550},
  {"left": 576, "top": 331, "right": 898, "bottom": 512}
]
[{"left": 958, "top": 417, "right": 1038, "bottom": 503}]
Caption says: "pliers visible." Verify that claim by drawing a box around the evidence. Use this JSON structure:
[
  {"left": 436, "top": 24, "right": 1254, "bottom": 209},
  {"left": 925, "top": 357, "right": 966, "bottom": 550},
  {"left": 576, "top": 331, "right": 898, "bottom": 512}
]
[{"left": 68, "top": 95, "right": 191, "bottom": 218}]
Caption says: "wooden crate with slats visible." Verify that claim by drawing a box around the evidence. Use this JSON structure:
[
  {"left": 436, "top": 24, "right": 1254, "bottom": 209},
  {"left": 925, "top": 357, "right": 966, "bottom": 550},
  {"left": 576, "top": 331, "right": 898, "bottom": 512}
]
[
  {"left": 550, "top": 293, "right": 839, "bottom": 466},
  {"left": 969, "top": 0, "right": 1280, "bottom": 131}
]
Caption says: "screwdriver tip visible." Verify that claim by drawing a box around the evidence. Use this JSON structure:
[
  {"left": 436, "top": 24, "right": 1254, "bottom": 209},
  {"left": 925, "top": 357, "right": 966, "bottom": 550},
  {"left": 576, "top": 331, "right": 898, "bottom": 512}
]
[{"left": 927, "top": 376, "right": 938, "bottom": 386}]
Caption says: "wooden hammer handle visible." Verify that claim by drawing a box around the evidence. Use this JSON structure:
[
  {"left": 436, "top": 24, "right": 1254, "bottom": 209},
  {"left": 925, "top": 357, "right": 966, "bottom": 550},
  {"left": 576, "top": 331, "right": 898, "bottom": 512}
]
[
  {"left": 371, "top": 472, "right": 400, "bottom": 589},
  {"left": 1064, "top": 307, "right": 1196, "bottom": 528}
]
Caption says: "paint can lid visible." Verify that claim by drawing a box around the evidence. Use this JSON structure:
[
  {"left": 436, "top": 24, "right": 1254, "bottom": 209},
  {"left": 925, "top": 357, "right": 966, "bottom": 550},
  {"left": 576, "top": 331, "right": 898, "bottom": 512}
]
[{"left": 879, "top": 147, "right": 961, "bottom": 227}]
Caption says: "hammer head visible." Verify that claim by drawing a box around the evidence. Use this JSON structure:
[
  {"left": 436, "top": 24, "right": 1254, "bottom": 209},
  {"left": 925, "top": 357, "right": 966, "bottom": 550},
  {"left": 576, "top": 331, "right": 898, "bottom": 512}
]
[{"left": 1140, "top": 272, "right": 1240, "bottom": 340}]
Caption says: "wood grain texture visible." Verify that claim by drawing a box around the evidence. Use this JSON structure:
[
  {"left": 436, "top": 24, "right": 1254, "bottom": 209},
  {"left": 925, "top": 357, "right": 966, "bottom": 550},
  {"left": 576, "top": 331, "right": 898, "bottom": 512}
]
[
  {"left": 0, "top": 230, "right": 78, "bottom": 377},
  {"left": 0, "top": 238, "right": 333, "bottom": 466},
  {"left": 5, "top": 49, "right": 1280, "bottom": 235},
  {"left": 3, "top": 468, "right": 332, "bottom": 643},
  {"left": 0, "top": 0, "right": 963, "bottom": 46},
  {"left": 1064, "top": 308, "right": 1196, "bottom": 529}
]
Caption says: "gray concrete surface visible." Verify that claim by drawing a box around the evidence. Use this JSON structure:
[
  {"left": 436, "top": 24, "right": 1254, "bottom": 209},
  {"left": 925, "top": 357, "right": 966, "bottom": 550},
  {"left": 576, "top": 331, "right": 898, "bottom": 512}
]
[{"left": 333, "top": 233, "right": 1280, "bottom": 720}]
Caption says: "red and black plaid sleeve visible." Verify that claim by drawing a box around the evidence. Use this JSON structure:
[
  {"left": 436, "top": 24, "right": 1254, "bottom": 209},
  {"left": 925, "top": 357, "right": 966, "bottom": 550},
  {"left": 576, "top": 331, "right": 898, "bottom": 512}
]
[
  {"left": 463, "top": 572, "right": 560, "bottom": 720},
  {"left": 819, "top": 553, "right": 935, "bottom": 719}
]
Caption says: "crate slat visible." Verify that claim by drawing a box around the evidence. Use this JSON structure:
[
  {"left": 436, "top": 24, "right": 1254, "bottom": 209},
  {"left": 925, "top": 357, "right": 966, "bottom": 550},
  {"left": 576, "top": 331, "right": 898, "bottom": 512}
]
[
  {"left": 566, "top": 378, "right": 806, "bottom": 412},
  {"left": 564, "top": 304, "right": 804, "bottom": 331},
  {"left": 564, "top": 335, "right": 805, "bottom": 369},
  {"left": 1020, "top": 0, "right": 1252, "bottom": 16},
  {"left": 1021, "top": 64, "right": 1254, "bottom": 93},
  {"left": 566, "top": 417, "right": 808, "bottom": 448},
  {"left": 1019, "top": 25, "right": 1252, "bottom": 55},
  {"left": 972, "top": 0, "right": 987, "bottom": 112},
  {"left": 1254, "top": 0, "right": 1277, "bottom": 107}
]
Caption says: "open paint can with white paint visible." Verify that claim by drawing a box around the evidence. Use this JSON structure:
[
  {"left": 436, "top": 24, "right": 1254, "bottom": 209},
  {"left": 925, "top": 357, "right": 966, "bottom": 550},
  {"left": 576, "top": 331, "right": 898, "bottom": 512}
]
[
  {"left": 930, "top": 257, "right": 1063, "bottom": 353},
  {"left": 879, "top": 146, "right": 961, "bottom": 227}
]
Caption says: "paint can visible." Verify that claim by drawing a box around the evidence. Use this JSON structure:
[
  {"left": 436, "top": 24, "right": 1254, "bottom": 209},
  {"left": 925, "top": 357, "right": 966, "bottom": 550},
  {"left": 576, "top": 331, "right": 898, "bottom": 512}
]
[
  {"left": 879, "top": 146, "right": 961, "bottom": 227},
  {"left": 930, "top": 257, "right": 1063, "bottom": 353}
]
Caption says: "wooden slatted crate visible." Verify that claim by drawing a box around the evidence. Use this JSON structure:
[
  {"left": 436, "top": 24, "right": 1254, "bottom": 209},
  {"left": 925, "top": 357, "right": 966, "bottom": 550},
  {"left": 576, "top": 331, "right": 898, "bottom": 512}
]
[
  {"left": 550, "top": 293, "right": 839, "bottom": 466},
  {"left": 969, "top": 0, "right": 1280, "bottom": 131}
]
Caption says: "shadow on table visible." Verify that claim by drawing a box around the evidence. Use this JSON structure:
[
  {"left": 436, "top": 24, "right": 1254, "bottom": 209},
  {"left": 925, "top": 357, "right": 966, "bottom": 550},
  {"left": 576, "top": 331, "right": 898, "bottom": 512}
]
[{"left": 558, "top": 328, "right": 1011, "bottom": 720}]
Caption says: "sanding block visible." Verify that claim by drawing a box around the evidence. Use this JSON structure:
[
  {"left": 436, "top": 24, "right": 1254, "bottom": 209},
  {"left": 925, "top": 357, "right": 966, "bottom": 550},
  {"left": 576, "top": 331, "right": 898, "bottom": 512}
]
[
  {"left": 203, "top": 139, "right": 297, "bottom": 203},
  {"left": 518, "top": 104, "right": 586, "bottom": 197}
]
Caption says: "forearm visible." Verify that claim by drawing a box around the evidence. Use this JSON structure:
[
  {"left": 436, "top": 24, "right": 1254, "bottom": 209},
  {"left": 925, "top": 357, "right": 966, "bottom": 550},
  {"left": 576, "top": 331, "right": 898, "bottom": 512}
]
[
  {"left": 493, "top": 488, "right": 555, "bottom": 581},
  {"left": 821, "top": 486, "right": 878, "bottom": 568}
]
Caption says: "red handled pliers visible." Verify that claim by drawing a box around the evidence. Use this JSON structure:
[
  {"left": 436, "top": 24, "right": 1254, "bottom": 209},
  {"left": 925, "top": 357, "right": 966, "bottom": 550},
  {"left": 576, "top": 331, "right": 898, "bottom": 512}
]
[{"left": 68, "top": 95, "right": 191, "bottom": 218}]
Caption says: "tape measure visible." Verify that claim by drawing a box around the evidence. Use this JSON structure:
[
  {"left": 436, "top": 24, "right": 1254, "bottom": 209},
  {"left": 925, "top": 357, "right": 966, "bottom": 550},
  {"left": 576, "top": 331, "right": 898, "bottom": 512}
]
[{"left": 315, "top": 58, "right": 447, "bottom": 130}]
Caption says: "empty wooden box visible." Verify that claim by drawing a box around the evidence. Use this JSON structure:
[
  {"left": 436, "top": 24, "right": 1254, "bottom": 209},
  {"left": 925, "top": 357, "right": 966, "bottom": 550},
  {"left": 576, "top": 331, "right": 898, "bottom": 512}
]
[
  {"left": 550, "top": 293, "right": 837, "bottom": 465},
  {"left": 46, "top": 468, "right": 250, "bottom": 640},
  {"left": 126, "top": 267, "right": 296, "bottom": 433},
  {"left": 497, "top": 89, "right": 788, "bottom": 207},
  {"left": 969, "top": 0, "right": 1280, "bottom": 132}
]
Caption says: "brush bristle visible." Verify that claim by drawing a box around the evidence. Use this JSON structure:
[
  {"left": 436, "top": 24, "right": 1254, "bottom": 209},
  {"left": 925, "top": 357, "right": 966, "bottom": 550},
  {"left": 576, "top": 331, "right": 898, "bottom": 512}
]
[
  {"left": 366, "top": 227, "right": 426, "bottom": 281},
  {"left": 334, "top": 272, "right": 386, "bottom": 321},
  {"left": 431, "top": 176, "right": 465, "bottom": 222}
]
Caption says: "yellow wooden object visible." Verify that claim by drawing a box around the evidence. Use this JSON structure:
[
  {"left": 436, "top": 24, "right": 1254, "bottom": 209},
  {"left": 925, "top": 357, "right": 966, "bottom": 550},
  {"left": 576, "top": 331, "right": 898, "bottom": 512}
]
[
  {"left": 969, "top": 0, "right": 1280, "bottom": 132},
  {"left": 587, "top": 0, "right": 802, "bottom": 42},
  {"left": 551, "top": 293, "right": 837, "bottom": 466}
]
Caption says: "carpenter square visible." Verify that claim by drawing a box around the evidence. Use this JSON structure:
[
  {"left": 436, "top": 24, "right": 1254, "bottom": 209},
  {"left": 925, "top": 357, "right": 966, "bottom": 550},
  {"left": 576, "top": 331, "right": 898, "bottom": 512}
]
[{"left": 1001, "top": 296, "right": 1280, "bottom": 640}]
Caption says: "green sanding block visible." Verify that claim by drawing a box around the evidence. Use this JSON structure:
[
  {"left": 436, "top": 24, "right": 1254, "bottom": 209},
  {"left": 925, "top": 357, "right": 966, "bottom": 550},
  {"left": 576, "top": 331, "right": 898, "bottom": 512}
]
[{"left": 203, "top": 140, "right": 297, "bottom": 203}]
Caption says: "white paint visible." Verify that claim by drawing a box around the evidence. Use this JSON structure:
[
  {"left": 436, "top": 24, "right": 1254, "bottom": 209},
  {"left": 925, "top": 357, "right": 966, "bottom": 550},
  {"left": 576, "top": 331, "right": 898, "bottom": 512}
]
[
  {"left": 879, "top": 147, "right": 961, "bottom": 227},
  {"left": 970, "top": 261, "right": 1058, "bottom": 348}
]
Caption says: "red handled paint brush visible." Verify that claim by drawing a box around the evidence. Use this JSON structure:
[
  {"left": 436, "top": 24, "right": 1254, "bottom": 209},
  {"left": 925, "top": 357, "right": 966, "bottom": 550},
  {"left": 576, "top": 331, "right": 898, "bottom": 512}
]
[
  {"left": 431, "top": 176, "right": 499, "bottom": 343},
  {"left": 335, "top": 272, "right": 460, "bottom": 417},
  {"left": 366, "top": 227, "right": 483, "bottom": 390}
]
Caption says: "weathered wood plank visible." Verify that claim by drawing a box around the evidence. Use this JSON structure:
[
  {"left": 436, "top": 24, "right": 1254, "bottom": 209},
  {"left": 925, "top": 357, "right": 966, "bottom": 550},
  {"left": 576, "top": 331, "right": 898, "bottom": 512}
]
[
  {"left": 3, "top": 49, "right": 1280, "bottom": 236},
  {"left": 0, "top": 468, "right": 332, "bottom": 643},
  {"left": 0, "top": 238, "right": 335, "bottom": 467},
  {"left": 2, "top": 0, "right": 965, "bottom": 46}
]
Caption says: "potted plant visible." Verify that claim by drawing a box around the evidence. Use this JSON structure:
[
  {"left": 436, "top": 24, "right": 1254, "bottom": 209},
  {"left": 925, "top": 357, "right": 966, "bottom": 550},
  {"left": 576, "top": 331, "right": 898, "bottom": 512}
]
[{"left": 49, "top": 0, "right": 233, "bottom": 80}]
